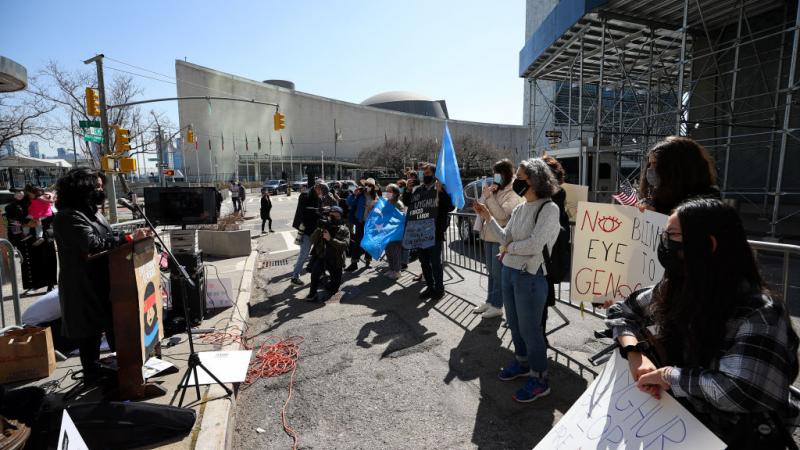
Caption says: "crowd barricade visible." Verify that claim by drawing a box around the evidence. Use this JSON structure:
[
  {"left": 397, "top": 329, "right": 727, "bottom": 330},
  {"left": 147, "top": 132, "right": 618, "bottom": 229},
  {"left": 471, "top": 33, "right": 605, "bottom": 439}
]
[
  {"left": 110, "top": 219, "right": 147, "bottom": 234},
  {"left": 0, "top": 239, "right": 22, "bottom": 328}
]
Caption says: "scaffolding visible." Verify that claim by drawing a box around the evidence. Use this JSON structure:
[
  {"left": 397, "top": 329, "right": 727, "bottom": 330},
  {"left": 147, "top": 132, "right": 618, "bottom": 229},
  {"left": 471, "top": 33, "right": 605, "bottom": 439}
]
[{"left": 521, "top": 0, "right": 799, "bottom": 237}]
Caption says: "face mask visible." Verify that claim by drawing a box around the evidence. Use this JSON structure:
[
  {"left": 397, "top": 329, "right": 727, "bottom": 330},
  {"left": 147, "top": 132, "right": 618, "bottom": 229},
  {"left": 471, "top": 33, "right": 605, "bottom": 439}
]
[
  {"left": 657, "top": 237, "right": 684, "bottom": 274},
  {"left": 423, "top": 175, "right": 434, "bottom": 185},
  {"left": 493, "top": 174, "right": 502, "bottom": 185},
  {"left": 90, "top": 189, "right": 107, "bottom": 206},
  {"left": 399, "top": 187, "right": 405, "bottom": 194},
  {"left": 646, "top": 167, "right": 660, "bottom": 189},
  {"left": 512, "top": 178, "right": 529, "bottom": 197}
]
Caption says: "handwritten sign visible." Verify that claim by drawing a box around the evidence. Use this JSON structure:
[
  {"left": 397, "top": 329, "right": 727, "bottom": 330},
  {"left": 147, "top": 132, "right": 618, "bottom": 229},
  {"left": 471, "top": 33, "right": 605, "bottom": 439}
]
[
  {"left": 206, "top": 277, "right": 234, "bottom": 309},
  {"left": 403, "top": 188, "right": 438, "bottom": 249},
  {"left": 536, "top": 352, "right": 726, "bottom": 449},
  {"left": 562, "top": 183, "right": 589, "bottom": 221},
  {"left": 57, "top": 410, "right": 89, "bottom": 450},
  {"left": 570, "top": 201, "right": 667, "bottom": 305}
]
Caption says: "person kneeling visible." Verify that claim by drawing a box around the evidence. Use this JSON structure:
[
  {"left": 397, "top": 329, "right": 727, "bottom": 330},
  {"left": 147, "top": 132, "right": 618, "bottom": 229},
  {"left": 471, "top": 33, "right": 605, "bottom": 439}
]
[{"left": 306, "top": 206, "right": 350, "bottom": 302}]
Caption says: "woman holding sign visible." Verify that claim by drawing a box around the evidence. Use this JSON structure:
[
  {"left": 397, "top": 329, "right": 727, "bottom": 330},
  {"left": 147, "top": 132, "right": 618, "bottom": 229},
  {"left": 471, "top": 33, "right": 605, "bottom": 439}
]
[
  {"left": 606, "top": 199, "right": 799, "bottom": 447},
  {"left": 474, "top": 158, "right": 560, "bottom": 403}
]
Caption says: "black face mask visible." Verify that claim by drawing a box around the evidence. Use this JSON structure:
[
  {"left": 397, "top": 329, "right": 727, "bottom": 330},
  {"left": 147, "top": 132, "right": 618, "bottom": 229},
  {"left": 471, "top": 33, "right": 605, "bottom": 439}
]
[
  {"left": 423, "top": 175, "right": 434, "bottom": 185},
  {"left": 512, "top": 178, "right": 529, "bottom": 197},
  {"left": 89, "top": 190, "right": 107, "bottom": 206},
  {"left": 657, "top": 238, "right": 684, "bottom": 275}
]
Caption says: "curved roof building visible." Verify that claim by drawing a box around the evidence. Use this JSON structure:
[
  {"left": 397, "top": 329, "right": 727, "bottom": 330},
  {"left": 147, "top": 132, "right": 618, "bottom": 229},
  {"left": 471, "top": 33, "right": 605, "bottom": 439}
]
[{"left": 361, "top": 91, "right": 449, "bottom": 119}]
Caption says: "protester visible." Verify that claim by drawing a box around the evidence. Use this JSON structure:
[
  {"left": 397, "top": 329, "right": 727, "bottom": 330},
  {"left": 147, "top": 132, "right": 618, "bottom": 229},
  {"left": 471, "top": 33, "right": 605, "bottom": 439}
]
[
  {"left": 229, "top": 180, "right": 240, "bottom": 212},
  {"left": 19, "top": 184, "right": 57, "bottom": 293},
  {"left": 383, "top": 183, "right": 406, "bottom": 280},
  {"left": 290, "top": 184, "right": 320, "bottom": 286},
  {"left": 474, "top": 158, "right": 560, "bottom": 402},
  {"left": 238, "top": 182, "right": 247, "bottom": 213},
  {"left": 345, "top": 178, "right": 378, "bottom": 271},
  {"left": 638, "top": 136, "right": 719, "bottom": 215},
  {"left": 315, "top": 181, "right": 339, "bottom": 208},
  {"left": 306, "top": 206, "right": 350, "bottom": 302},
  {"left": 606, "top": 198, "right": 799, "bottom": 447},
  {"left": 402, "top": 171, "right": 417, "bottom": 206},
  {"left": 53, "top": 169, "right": 149, "bottom": 380},
  {"left": 409, "top": 163, "right": 454, "bottom": 300},
  {"left": 472, "top": 159, "right": 521, "bottom": 319},
  {"left": 26, "top": 186, "right": 55, "bottom": 246},
  {"left": 4, "top": 188, "right": 29, "bottom": 248},
  {"left": 260, "top": 189, "right": 273, "bottom": 233}
]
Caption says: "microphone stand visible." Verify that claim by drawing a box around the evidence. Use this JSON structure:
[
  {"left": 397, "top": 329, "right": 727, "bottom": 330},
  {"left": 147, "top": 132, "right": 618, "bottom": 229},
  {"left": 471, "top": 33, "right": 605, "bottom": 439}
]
[{"left": 121, "top": 200, "right": 232, "bottom": 407}]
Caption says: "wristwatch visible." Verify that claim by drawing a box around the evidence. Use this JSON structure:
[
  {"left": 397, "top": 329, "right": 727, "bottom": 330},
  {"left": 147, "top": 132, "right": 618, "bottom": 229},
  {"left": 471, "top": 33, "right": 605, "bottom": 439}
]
[{"left": 619, "top": 341, "right": 649, "bottom": 360}]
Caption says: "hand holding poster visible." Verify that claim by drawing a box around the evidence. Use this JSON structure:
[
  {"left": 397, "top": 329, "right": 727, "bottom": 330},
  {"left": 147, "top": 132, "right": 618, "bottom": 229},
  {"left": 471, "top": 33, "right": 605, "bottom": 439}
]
[
  {"left": 361, "top": 197, "right": 406, "bottom": 260},
  {"left": 535, "top": 352, "right": 726, "bottom": 449},
  {"left": 570, "top": 201, "right": 668, "bottom": 305},
  {"left": 403, "top": 187, "right": 438, "bottom": 250},
  {"left": 561, "top": 183, "right": 589, "bottom": 221}
]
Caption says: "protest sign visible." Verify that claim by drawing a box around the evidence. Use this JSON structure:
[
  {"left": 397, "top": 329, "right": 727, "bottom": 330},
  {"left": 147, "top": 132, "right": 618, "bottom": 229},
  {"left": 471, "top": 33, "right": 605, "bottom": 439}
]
[
  {"left": 361, "top": 197, "right": 406, "bottom": 260},
  {"left": 57, "top": 410, "right": 89, "bottom": 450},
  {"left": 561, "top": 183, "right": 589, "bottom": 221},
  {"left": 570, "top": 201, "right": 668, "bottom": 305},
  {"left": 206, "top": 277, "right": 234, "bottom": 309},
  {"left": 403, "top": 187, "right": 438, "bottom": 249},
  {"left": 535, "top": 352, "right": 725, "bottom": 449}
]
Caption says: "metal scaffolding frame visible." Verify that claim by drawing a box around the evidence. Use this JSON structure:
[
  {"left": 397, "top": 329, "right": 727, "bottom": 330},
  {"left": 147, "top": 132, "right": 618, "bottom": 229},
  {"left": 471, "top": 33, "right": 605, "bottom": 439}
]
[{"left": 522, "top": 0, "right": 799, "bottom": 237}]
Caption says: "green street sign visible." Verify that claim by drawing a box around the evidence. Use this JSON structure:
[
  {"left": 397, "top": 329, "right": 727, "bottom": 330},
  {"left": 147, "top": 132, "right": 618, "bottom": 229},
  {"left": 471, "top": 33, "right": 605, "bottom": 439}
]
[
  {"left": 147, "top": 158, "right": 159, "bottom": 161},
  {"left": 79, "top": 120, "right": 101, "bottom": 128},
  {"left": 83, "top": 135, "right": 103, "bottom": 144}
]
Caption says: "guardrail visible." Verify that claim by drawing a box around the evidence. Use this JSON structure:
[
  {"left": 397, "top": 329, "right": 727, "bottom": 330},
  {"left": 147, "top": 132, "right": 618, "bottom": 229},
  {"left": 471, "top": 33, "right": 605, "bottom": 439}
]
[
  {"left": 110, "top": 219, "right": 147, "bottom": 234},
  {"left": 0, "top": 239, "right": 22, "bottom": 328},
  {"left": 445, "top": 211, "right": 800, "bottom": 318}
]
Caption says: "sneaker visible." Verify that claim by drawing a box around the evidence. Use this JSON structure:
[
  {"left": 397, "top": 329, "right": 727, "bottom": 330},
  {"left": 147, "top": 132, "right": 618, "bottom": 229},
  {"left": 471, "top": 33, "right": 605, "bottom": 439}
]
[
  {"left": 481, "top": 305, "right": 503, "bottom": 319},
  {"left": 290, "top": 278, "right": 304, "bottom": 286},
  {"left": 344, "top": 262, "right": 358, "bottom": 272},
  {"left": 305, "top": 292, "right": 320, "bottom": 302},
  {"left": 473, "top": 303, "right": 490, "bottom": 314},
  {"left": 431, "top": 290, "right": 445, "bottom": 301},
  {"left": 499, "top": 360, "right": 530, "bottom": 381},
  {"left": 364, "top": 259, "right": 371, "bottom": 268},
  {"left": 419, "top": 288, "right": 434, "bottom": 300},
  {"left": 386, "top": 271, "right": 400, "bottom": 280},
  {"left": 513, "top": 377, "right": 551, "bottom": 403},
  {"left": 414, "top": 273, "right": 424, "bottom": 282}
]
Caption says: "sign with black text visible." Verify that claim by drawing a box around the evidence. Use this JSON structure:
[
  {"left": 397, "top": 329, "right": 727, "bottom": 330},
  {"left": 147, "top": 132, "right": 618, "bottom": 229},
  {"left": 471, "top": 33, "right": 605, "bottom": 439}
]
[
  {"left": 402, "top": 187, "right": 438, "bottom": 249},
  {"left": 570, "top": 201, "right": 668, "bottom": 305}
]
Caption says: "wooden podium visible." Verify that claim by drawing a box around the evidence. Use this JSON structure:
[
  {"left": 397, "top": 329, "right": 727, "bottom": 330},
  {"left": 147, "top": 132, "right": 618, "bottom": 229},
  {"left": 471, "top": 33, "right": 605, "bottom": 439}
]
[{"left": 107, "top": 237, "right": 167, "bottom": 400}]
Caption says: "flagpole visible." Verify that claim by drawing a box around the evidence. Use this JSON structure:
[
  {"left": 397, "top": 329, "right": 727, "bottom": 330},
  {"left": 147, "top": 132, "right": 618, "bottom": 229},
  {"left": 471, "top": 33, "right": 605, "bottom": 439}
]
[
  {"left": 208, "top": 138, "right": 213, "bottom": 184},
  {"left": 290, "top": 136, "right": 294, "bottom": 181},
  {"left": 269, "top": 134, "right": 273, "bottom": 179},
  {"left": 280, "top": 135, "right": 284, "bottom": 175},
  {"left": 195, "top": 141, "right": 200, "bottom": 184},
  {"left": 234, "top": 133, "right": 238, "bottom": 181}
]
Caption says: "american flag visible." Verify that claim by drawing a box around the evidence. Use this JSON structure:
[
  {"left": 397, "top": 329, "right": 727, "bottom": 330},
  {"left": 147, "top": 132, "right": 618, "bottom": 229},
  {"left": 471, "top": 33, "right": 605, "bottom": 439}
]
[{"left": 612, "top": 178, "right": 639, "bottom": 206}]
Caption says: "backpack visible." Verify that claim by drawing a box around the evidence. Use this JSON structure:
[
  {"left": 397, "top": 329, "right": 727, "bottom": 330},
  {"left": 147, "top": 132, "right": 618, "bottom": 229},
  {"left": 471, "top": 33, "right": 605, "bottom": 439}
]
[{"left": 534, "top": 199, "right": 571, "bottom": 292}]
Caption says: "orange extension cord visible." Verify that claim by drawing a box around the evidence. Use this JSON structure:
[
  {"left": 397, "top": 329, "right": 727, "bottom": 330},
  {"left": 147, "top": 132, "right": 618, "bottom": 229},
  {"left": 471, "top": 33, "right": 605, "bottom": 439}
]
[{"left": 198, "top": 331, "right": 304, "bottom": 450}]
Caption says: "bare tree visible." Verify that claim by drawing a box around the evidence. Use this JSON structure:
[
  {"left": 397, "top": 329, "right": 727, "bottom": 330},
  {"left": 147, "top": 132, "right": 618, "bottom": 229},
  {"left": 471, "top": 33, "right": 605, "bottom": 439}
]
[{"left": 0, "top": 84, "right": 56, "bottom": 150}]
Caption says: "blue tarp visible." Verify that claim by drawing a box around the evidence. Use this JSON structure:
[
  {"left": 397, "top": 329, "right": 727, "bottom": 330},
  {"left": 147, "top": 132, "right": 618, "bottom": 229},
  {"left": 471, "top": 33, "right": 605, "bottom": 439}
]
[
  {"left": 518, "top": 0, "right": 608, "bottom": 77},
  {"left": 435, "top": 123, "right": 465, "bottom": 210},
  {"left": 361, "top": 197, "right": 406, "bottom": 260}
]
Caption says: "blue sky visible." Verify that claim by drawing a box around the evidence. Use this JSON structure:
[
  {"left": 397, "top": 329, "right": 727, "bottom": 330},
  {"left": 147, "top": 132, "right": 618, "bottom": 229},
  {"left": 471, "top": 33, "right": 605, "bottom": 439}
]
[{"left": 3, "top": 0, "right": 526, "bottom": 155}]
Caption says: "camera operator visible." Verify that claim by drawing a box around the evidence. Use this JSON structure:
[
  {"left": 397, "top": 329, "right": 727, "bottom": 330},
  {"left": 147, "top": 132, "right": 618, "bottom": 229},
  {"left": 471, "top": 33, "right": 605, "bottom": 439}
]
[{"left": 306, "top": 206, "right": 350, "bottom": 302}]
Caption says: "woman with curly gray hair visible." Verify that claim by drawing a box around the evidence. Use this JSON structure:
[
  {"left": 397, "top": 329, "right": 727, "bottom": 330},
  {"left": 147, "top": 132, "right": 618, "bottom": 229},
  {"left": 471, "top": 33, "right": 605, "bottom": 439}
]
[{"left": 474, "top": 158, "right": 560, "bottom": 403}]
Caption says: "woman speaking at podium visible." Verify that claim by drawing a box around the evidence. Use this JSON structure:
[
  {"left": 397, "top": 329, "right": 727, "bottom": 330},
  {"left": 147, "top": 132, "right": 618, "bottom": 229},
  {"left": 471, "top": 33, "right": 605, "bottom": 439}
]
[{"left": 53, "top": 169, "right": 148, "bottom": 381}]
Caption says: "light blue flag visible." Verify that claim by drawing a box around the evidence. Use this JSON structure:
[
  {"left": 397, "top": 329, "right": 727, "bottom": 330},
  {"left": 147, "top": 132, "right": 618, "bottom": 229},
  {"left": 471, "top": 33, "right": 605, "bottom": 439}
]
[
  {"left": 361, "top": 197, "right": 407, "bottom": 261},
  {"left": 435, "top": 122, "right": 465, "bottom": 210}
]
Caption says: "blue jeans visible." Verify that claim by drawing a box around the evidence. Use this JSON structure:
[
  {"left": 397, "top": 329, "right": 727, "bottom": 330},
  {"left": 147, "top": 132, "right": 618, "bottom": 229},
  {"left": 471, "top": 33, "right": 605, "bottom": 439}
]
[
  {"left": 501, "top": 266, "right": 548, "bottom": 373},
  {"left": 291, "top": 234, "right": 313, "bottom": 279},
  {"left": 417, "top": 241, "right": 443, "bottom": 292},
  {"left": 483, "top": 241, "right": 503, "bottom": 308}
]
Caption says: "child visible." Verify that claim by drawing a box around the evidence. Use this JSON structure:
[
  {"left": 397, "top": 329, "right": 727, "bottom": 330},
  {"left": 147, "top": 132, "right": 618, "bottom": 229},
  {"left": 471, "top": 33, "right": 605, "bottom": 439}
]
[
  {"left": 383, "top": 183, "right": 406, "bottom": 280},
  {"left": 26, "top": 187, "right": 55, "bottom": 246}
]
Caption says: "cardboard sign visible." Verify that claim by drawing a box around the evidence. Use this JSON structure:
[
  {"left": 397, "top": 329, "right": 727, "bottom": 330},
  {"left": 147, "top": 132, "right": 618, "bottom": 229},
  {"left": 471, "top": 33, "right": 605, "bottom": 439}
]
[
  {"left": 134, "top": 249, "right": 163, "bottom": 361},
  {"left": 571, "top": 202, "right": 668, "bottom": 305},
  {"left": 0, "top": 326, "right": 56, "bottom": 383},
  {"left": 536, "top": 352, "right": 725, "bottom": 449},
  {"left": 183, "top": 350, "right": 253, "bottom": 386},
  {"left": 206, "top": 277, "right": 234, "bottom": 309},
  {"left": 561, "top": 183, "right": 589, "bottom": 221},
  {"left": 57, "top": 410, "right": 89, "bottom": 450},
  {"left": 403, "top": 187, "right": 438, "bottom": 249}
]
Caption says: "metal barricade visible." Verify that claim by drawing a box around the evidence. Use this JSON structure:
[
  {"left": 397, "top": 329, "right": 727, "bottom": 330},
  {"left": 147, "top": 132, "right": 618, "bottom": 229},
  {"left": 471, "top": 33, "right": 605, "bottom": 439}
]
[
  {"left": 749, "top": 240, "right": 799, "bottom": 303},
  {"left": 110, "top": 219, "right": 146, "bottom": 234},
  {"left": 0, "top": 239, "right": 22, "bottom": 328},
  {"left": 442, "top": 212, "right": 487, "bottom": 275}
]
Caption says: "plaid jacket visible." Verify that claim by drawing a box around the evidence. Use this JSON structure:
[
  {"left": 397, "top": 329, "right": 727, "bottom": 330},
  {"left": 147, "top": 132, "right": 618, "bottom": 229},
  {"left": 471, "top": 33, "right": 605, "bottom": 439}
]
[{"left": 606, "top": 284, "right": 800, "bottom": 426}]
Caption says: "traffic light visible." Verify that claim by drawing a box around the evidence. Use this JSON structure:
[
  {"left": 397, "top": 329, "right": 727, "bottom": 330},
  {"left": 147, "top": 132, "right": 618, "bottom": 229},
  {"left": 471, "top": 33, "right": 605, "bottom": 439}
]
[
  {"left": 186, "top": 128, "right": 194, "bottom": 144},
  {"left": 114, "top": 126, "right": 131, "bottom": 153},
  {"left": 85, "top": 87, "right": 101, "bottom": 117},
  {"left": 273, "top": 111, "right": 286, "bottom": 130},
  {"left": 119, "top": 157, "right": 137, "bottom": 173},
  {"left": 100, "top": 155, "right": 115, "bottom": 172},
  {"left": 163, "top": 169, "right": 175, "bottom": 177}
]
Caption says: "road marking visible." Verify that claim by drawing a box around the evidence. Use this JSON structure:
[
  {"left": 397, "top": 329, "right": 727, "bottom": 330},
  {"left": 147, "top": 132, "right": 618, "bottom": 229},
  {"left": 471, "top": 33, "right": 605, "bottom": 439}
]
[{"left": 269, "top": 230, "right": 300, "bottom": 255}]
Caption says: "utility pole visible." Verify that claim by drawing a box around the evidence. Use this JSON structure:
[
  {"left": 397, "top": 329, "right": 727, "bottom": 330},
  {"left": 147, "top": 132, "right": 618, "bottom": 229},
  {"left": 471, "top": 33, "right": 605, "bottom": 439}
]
[
  {"left": 157, "top": 125, "right": 165, "bottom": 187},
  {"left": 321, "top": 150, "right": 325, "bottom": 179},
  {"left": 333, "top": 119, "right": 337, "bottom": 180},
  {"left": 70, "top": 111, "right": 78, "bottom": 166},
  {"left": 83, "top": 54, "right": 118, "bottom": 222}
]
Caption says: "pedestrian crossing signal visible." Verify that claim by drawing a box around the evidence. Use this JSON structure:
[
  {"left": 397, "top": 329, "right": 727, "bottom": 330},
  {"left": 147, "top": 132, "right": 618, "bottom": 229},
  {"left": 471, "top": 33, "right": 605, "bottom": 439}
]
[
  {"left": 273, "top": 112, "right": 286, "bottom": 130},
  {"left": 163, "top": 169, "right": 175, "bottom": 177}
]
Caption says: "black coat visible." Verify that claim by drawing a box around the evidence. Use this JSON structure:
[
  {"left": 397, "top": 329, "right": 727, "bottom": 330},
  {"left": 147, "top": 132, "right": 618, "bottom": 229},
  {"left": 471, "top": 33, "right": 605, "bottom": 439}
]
[
  {"left": 260, "top": 196, "right": 272, "bottom": 219},
  {"left": 53, "top": 208, "right": 123, "bottom": 339},
  {"left": 409, "top": 183, "right": 454, "bottom": 242}
]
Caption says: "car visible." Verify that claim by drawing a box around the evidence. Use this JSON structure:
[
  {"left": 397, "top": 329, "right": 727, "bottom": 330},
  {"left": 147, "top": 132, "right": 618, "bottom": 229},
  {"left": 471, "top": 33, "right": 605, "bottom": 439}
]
[
  {"left": 456, "top": 178, "right": 493, "bottom": 242},
  {"left": 262, "top": 179, "right": 288, "bottom": 194},
  {"left": 292, "top": 178, "right": 308, "bottom": 191}
]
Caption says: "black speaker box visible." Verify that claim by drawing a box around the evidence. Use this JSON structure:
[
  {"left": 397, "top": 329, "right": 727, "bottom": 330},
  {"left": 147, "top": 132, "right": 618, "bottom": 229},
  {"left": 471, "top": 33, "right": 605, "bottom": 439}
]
[{"left": 169, "top": 267, "right": 206, "bottom": 327}]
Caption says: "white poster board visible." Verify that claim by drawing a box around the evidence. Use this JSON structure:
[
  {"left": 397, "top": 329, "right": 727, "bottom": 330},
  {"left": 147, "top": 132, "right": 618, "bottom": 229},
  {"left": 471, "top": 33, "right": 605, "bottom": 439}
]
[
  {"left": 57, "top": 410, "right": 89, "bottom": 450},
  {"left": 535, "top": 353, "right": 726, "bottom": 449},
  {"left": 570, "top": 201, "right": 668, "bottom": 305},
  {"left": 561, "top": 183, "right": 589, "bottom": 221},
  {"left": 183, "top": 350, "right": 252, "bottom": 386},
  {"left": 206, "top": 277, "right": 234, "bottom": 309}
]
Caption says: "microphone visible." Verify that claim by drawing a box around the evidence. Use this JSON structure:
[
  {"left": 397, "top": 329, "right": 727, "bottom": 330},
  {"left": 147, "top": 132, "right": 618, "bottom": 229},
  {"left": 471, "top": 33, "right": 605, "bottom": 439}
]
[{"left": 117, "top": 198, "right": 137, "bottom": 211}]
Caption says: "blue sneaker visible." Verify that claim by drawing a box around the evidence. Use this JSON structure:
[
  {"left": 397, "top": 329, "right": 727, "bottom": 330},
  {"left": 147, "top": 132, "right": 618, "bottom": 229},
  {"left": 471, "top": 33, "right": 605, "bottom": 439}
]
[
  {"left": 499, "top": 360, "right": 530, "bottom": 381},
  {"left": 513, "top": 377, "right": 551, "bottom": 403}
]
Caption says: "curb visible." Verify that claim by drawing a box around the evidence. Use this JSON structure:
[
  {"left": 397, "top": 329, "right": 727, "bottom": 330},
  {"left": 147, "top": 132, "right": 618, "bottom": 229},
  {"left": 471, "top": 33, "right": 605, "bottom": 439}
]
[{"left": 194, "top": 249, "right": 258, "bottom": 450}]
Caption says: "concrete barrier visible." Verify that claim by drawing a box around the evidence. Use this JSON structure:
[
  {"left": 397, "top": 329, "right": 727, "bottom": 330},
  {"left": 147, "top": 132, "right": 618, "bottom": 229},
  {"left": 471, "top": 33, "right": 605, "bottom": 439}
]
[{"left": 198, "top": 230, "right": 252, "bottom": 258}]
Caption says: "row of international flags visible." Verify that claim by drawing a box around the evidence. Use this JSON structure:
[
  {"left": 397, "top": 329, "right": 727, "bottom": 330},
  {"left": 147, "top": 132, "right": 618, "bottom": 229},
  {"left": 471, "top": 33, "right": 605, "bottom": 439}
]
[{"left": 188, "top": 133, "right": 289, "bottom": 152}]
